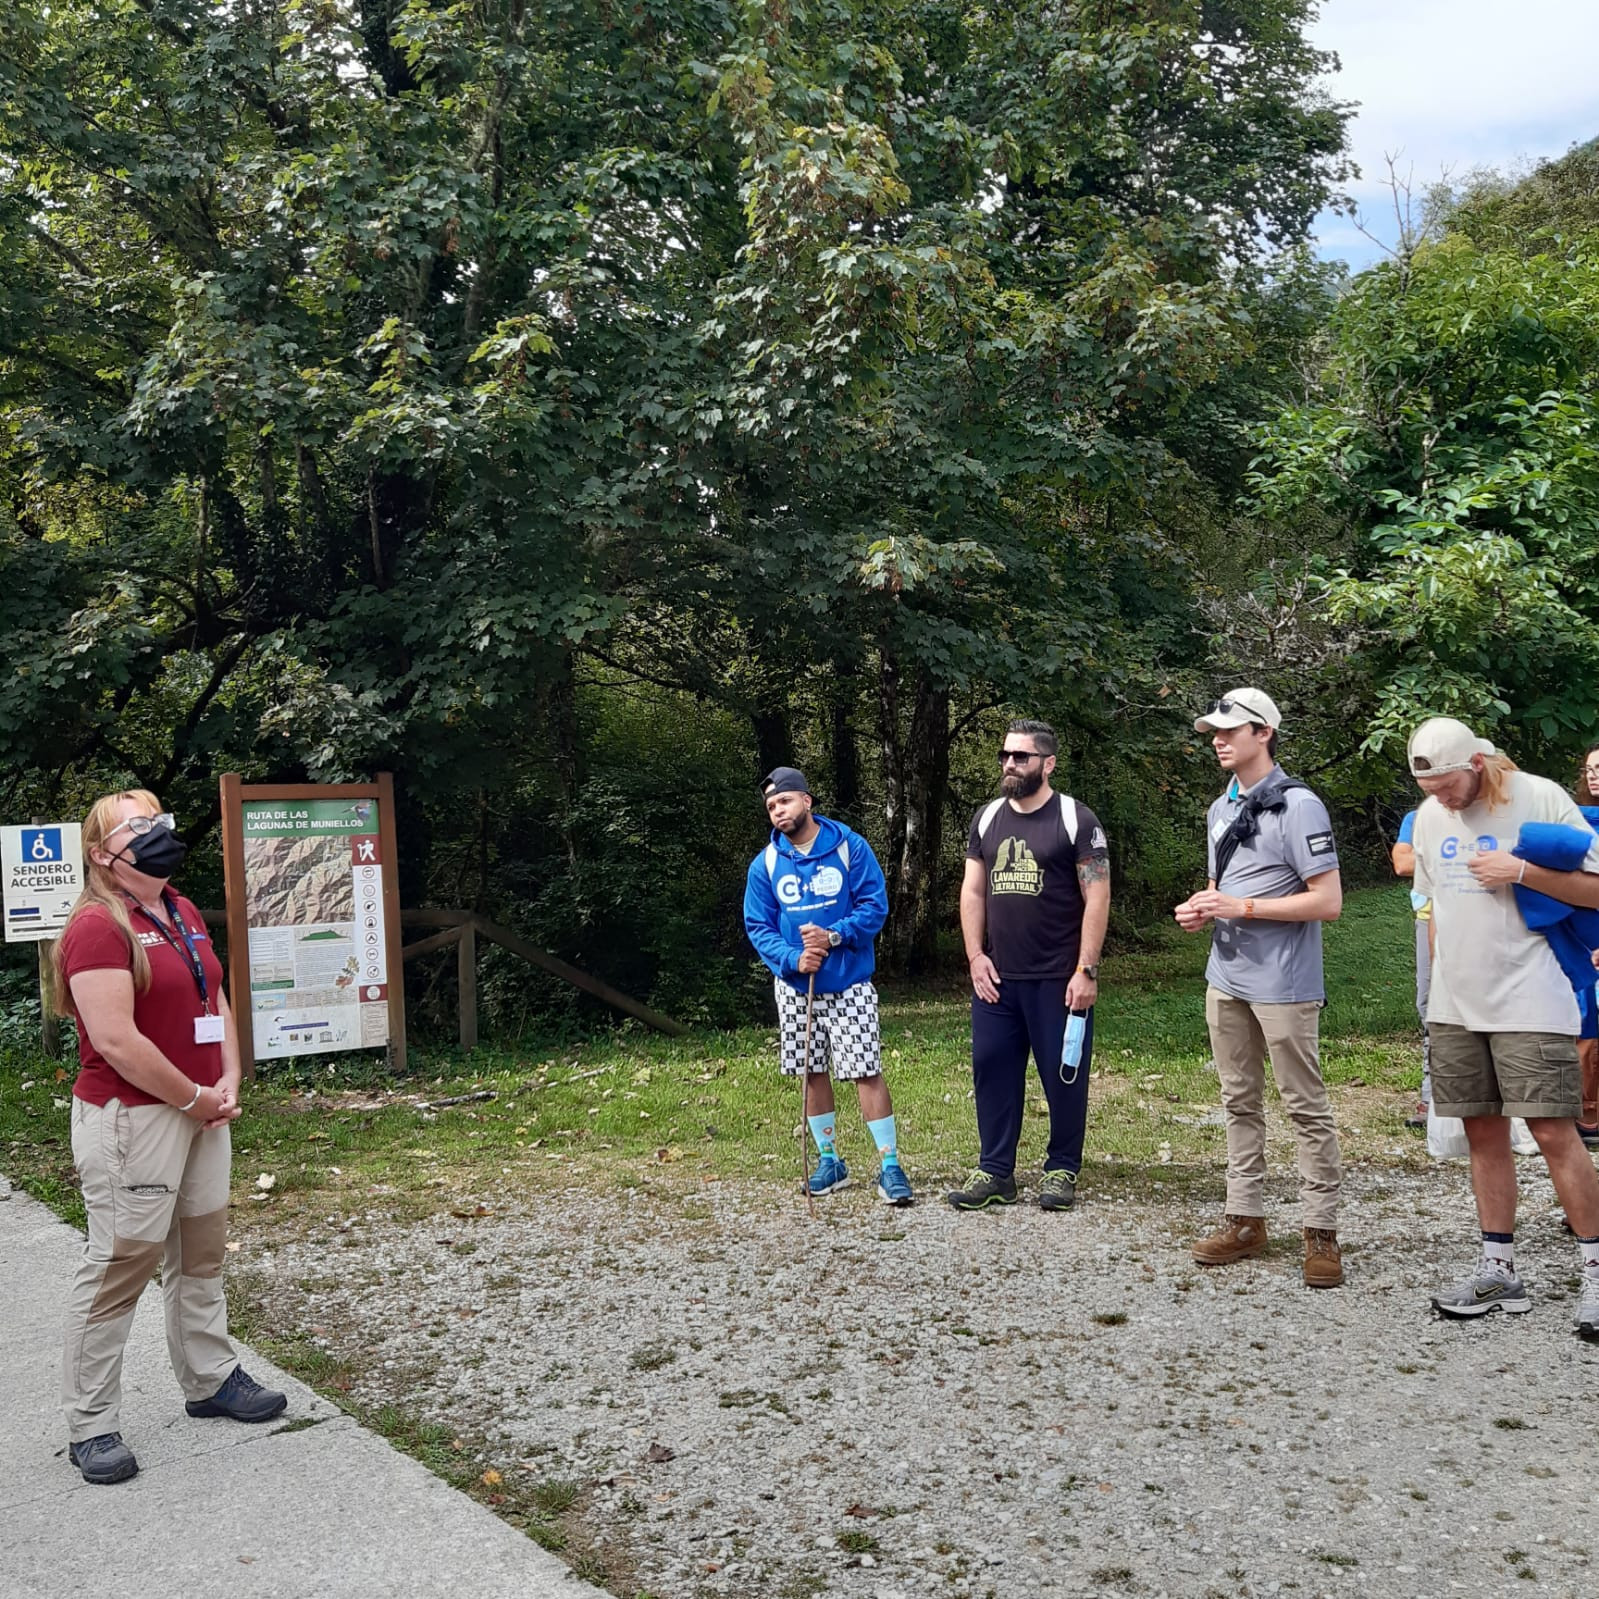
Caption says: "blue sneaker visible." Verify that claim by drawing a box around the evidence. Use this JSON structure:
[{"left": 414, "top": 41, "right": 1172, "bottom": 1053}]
[
  {"left": 185, "top": 1365, "right": 288, "bottom": 1423},
  {"left": 876, "top": 1163, "right": 914, "bottom": 1207},
  {"left": 807, "top": 1154, "right": 850, "bottom": 1196}
]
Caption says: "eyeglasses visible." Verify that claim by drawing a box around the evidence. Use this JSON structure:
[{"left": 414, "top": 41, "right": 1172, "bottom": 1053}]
[
  {"left": 1584, "top": 763, "right": 1599, "bottom": 776},
  {"left": 998, "top": 749, "right": 1043, "bottom": 765},
  {"left": 104, "top": 811, "right": 175, "bottom": 841}
]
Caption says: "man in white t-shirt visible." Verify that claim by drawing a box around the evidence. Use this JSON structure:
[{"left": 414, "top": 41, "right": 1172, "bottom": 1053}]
[{"left": 1409, "top": 717, "right": 1599, "bottom": 1338}]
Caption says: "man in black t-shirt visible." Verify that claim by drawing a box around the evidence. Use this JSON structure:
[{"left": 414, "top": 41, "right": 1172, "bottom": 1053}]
[{"left": 949, "top": 718, "right": 1111, "bottom": 1211}]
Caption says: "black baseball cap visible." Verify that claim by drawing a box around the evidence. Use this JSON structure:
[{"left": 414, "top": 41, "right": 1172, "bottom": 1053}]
[{"left": 761, "top": 766, "right": 810, "bottom": 798}]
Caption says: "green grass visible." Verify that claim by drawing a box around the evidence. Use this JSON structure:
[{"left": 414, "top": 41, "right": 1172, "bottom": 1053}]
[{"left": 0, "top": 886, "right": 1426, "bottom": 1229}]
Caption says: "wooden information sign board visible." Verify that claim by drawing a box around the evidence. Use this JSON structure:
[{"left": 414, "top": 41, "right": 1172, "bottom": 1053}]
[{"left": 220, "top": 775, "right": 406, "bottom": 1075}]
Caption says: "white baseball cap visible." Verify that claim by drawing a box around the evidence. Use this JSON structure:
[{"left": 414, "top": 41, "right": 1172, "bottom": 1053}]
[
  {"left": 1408, "top": 717, "right": 1496, "bottom": 777},
  {"left": 1195, "top": 687, "right": 1282, "bottom": 733}
]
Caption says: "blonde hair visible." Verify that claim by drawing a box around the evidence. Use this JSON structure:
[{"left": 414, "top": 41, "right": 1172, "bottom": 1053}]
[
  {"left": 50, "top": 789, "right": 163, "bottom": 1015},
  {"left": 1478, "top": 753, "right": 1520, "bottom": 813}
]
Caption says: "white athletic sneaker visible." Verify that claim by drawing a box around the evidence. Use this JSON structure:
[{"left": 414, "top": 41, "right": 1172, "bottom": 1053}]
[{"left": 1575, "top": 1271, "right": 1599, "bottom": 1342}]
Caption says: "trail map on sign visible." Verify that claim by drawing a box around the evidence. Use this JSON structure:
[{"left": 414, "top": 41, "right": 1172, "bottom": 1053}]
[{"left": 242, "top": 799, "right": 390, "bottom": 1058}]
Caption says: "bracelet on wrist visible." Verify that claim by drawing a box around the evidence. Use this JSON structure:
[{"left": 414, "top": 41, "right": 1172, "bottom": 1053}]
[{"left": 178, "top": 1082, "right": 202, "bottom": 1113}]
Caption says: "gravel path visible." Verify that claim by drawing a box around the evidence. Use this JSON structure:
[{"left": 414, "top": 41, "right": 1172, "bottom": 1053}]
[{"left": 239, "top": 1160, "right": 1599, "bottom": 1599}]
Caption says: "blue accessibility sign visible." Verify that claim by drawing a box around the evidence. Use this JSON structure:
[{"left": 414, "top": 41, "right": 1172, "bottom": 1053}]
[{"left": 21, "top": 828, "right": 62, "bottom": 862}]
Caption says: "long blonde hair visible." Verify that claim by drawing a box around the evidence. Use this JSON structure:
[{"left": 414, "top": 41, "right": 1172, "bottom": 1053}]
[
  {"left": 50, "top": 789, "right": 163, "bottom": 1015},
  {"left": 1479, "top": 753, "right": 1520, "bottom": 813}
]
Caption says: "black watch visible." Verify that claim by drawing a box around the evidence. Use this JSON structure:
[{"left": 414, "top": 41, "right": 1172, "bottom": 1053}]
[{"left": 1077, "top": 963, "right": 1099, "bottom": 981}]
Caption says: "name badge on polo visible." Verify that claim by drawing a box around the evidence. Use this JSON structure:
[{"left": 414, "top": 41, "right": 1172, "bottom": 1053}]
[
  {"left": 1211, "top": 818, "right": 1230, "bottom": 841},
  {"left": 194, "top": 1014, "right": 225, "bottom": 1044}
]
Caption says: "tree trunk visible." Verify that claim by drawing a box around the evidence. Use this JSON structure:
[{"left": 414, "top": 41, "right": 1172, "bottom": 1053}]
[
  {"left": 877, "top": 647, "right": 905, "bottom": 911},
  {"left": 548, "top": 653, "right": 585, "bottom": 890},
  {"left": 896, "top": 673, "right": 950, "bottom": 975},
  {"left": 830, "top": 661, "right": 861, "bottom": 823},
  {"left": 751, "top": 704, "right": 792, "bottom": 784},
  {"left": 877, "top": 650, "right": 949, "bottom": 974}
]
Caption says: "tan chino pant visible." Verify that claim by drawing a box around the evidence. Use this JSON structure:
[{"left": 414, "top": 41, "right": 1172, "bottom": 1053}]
[
  {"left": 1205, "top": 987, "right": 1342, "bottom": 1230},
  {"left": 63, "top": 1098, "right": 236, "bottom": 1442}
]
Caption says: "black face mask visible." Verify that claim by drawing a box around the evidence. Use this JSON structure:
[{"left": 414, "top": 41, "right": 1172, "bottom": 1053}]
[{"left": 115, "top": 826, "right": 187, "bottom": 880}]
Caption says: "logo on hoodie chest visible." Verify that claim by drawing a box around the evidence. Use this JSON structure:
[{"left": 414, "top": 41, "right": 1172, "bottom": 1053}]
[{"left": 779, "top": 863, "right": 844, "bottom": 906}]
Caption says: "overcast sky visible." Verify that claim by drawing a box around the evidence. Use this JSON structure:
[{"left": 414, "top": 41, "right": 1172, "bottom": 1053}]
[{"left": 1308, "top": 0, "right": 1599, "bottom": 270}]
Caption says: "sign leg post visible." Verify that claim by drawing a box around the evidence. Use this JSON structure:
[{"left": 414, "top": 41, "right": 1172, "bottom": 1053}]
[{"left": 38, "top": 940, "right": 58, "bottom": 1057}]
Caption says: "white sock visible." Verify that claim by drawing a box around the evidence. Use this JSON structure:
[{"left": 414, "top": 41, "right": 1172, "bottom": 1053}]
[
  {"left": 1577, "top": 1235, "right": 1599, "bottom": 1273},
  {"left": 1481, "top": 1233, "right": 1515, "bottom": 1273}
]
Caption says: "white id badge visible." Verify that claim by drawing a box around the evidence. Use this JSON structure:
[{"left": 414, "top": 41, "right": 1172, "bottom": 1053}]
[{"left": 194, "top": 1014, "right": 225, "bottom": 1044}]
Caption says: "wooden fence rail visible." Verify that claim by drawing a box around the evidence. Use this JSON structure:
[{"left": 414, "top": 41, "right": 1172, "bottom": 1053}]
[{"left": 34, "top": 908, "right": 684, "bottom": 1058}]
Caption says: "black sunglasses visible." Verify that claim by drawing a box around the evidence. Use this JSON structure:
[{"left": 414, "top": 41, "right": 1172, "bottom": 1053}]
[
  {"left": 998, "top": 748, "right": 1044, "bottom": 765},
  {"left": 1205, "top": 699, "right": 1267, "bottom": 728}
]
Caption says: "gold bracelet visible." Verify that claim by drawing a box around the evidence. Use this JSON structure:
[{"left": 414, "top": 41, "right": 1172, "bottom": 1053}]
[{"left": 1244, "top": 898, "right": 1256, "bottom": 919}]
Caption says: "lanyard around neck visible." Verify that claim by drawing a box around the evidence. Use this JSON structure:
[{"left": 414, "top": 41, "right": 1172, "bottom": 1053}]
[{"left": 128, "top": 894, "right": 211, "bottom": 1011}]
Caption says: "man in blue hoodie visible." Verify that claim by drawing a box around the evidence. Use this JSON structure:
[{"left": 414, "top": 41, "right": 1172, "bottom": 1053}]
[{"left": 743, "top": 767, "right": 912, "bottom": 1205}]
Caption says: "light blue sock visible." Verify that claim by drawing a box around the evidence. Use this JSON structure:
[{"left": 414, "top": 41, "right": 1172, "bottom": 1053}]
[
  {"left": 808, "top": 1114, "right": 837, "bottom": 1159},
  {"left": 867, "top": 1114, "right": 899, "bottom": 1169}
]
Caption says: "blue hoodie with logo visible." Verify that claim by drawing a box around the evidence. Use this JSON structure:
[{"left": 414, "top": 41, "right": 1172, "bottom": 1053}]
[{"left": 743, "top": 815, "right": 888, "bottom": 994}]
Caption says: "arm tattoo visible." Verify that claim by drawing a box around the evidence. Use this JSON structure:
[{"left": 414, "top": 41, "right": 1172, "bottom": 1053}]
[{"left": 1078, "top": 854, "right": 1110, "bottom": 888}]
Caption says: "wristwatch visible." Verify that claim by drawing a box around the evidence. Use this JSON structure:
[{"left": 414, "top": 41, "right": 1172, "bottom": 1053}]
[
  {"left": 1077, "top": 963, "right": 1099, "bottom": 981},
  {"left": 827, "top": 929, "right": 843, "bottom": 949}
]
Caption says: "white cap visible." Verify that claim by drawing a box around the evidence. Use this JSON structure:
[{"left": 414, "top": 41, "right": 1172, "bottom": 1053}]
[
  {"left": 1408, "top": 717, "right": 1496, "bottom": 777},
  {"left": 1195, "top": 687, "right": 1282, "bottom": 733}
]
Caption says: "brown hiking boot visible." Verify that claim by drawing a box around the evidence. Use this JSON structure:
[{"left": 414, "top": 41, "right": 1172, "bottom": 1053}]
[
  {"left": 1302, "top": 1228, "right": 1344, "bottom": 1289},
  {"left": 1191, "top": 1214, "right": 1267, "bottom": 1266}
]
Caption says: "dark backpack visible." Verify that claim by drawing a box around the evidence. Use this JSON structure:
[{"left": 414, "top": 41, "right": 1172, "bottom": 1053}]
[{"left": 1212, "top": 774, "right": 1310, "bottom": 885}]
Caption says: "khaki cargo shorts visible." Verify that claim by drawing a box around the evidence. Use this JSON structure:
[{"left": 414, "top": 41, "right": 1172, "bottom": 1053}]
[{"left": 1428, "top": 1023, "right": 1580, "bottom": 1120}]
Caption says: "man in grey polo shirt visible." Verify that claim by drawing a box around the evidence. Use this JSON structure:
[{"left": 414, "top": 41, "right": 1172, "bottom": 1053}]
[{"left": 1174, "top": 688, "right": 1346, "bottom": 1288}]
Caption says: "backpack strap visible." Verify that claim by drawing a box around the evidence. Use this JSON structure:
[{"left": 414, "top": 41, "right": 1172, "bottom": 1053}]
[
  {"left": 763, "top": 843, "right": 778, "bottom": 881},
  {"left": 976, "top": 798, "right": 1006, "bottom": 840},
  {"left": 979, "top": 794, "right": 1079, "bottom": 843}
]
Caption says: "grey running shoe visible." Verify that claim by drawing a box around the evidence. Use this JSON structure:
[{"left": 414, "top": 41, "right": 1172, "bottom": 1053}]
[
  {"left": 945, "top": 1168, "right": 1018, "bottom": 1210},
  {"left": 1431, "top": 1262, "right": 1531, "bottom": 1319},
  {"left": 1038, "top": 1169, "right": 1078, "bottom": 1211},
  {"left": 1575, "top": 1270, "right": 1599, "bottom": 1342}
]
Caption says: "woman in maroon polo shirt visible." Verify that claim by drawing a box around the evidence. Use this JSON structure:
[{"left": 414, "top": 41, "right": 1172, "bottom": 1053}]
[{"left": 52, "top": 788, "right": 285, "bottom": 1485}]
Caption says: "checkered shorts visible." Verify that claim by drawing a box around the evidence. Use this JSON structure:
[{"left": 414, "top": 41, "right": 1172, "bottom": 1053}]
[{"left": 774, "top": 979, "right": 882, "bottom": 1080}]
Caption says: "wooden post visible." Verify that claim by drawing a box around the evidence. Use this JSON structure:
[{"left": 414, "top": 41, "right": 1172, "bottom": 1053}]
[
  {"left": 38, "top": 941, "right": 59, "bottom": 1058},
  {"left": 457, "top": 919, "right": 478, "bottom": 1052},
  {"left": 375, "top": 772, "right": 406, "bottom": 1073},
  {"left": 218, "top": 774, "right": 254, "bottom": 1077}
]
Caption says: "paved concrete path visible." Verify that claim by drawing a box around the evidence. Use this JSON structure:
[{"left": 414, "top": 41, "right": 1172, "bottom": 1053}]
[{"left": 0, "top": 1186, "right": 610, "bottom": 1599}]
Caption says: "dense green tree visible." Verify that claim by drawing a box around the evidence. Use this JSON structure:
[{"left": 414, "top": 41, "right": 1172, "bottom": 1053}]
[
  {"left": 1250, "top": 236, "right": 1599, "bottom": 774},
  {"left": 0, "top": 0, "right": 1351, "bottom": 1017}
]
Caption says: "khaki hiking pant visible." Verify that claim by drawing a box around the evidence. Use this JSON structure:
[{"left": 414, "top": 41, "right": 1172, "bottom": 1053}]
[
  {"left": 63, "top": 1098, "right": 236, "bottom": 1442},
  {"left": 1205, "top": 987, "right": 1342, "bottom": 1231}
]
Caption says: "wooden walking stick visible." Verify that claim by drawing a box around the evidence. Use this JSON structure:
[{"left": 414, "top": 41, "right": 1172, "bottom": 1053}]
[{"left": 799, "top": 972, "right": 817, "bottom": 1218}]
